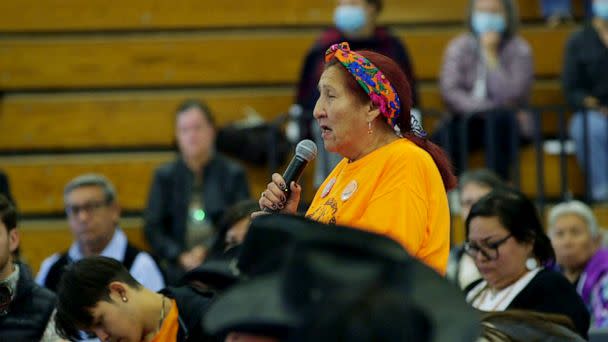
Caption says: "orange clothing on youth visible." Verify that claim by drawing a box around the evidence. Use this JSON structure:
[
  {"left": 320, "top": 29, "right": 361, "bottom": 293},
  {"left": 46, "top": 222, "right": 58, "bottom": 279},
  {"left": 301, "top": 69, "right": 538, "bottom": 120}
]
[
  {"left": 305, "top": 138, "right": 450, "bottom": 274},
  {"left": 151, "top": 299, "right": 179, "bottom": 342}
]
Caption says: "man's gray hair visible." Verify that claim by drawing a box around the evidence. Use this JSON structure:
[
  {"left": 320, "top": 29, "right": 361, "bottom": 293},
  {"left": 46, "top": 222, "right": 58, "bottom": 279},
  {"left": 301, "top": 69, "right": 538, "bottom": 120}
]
[
  {"left": 548, "top": 200, "right": 599, "bottom": 238},
  {"left": 63, "top": 174, "right": 118, "bottom": 204}
]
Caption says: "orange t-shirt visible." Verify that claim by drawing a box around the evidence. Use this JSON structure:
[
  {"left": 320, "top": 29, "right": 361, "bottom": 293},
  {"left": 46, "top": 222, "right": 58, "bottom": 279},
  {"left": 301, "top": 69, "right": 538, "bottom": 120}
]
[
  {"left": 151, "top": 299, "right": 179, "bottom": 342},
  {"left": 305, "top": 139, "right": 450, "bottom": 274}
]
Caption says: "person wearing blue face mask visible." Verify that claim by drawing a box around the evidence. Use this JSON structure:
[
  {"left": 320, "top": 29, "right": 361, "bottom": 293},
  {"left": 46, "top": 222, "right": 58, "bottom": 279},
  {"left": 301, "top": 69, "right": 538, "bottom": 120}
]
[
  {"left": 432, "top": 0, "right": 534, "bottom": 181},
  {"left": 293, "top": 0, "right": 419, "bottom": 190},
  {"left": 563, "top": 0, "right": 608, "bottom": 203}
]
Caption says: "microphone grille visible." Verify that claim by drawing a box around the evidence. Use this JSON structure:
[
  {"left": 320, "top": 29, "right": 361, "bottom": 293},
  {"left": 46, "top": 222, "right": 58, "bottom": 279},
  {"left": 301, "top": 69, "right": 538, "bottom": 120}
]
[{"left": 295, "top": 139, "right": 318, "bottom": 162}]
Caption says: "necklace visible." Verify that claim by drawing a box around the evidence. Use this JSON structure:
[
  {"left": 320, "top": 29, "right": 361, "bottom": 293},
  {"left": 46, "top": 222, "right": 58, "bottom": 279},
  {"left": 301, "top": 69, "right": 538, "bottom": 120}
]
[
  {"left": 473, "top": 283, "right": 516, "bottom": 311},
  {"left": 158, "top": 296, "right": 166, "bottom": 331}
]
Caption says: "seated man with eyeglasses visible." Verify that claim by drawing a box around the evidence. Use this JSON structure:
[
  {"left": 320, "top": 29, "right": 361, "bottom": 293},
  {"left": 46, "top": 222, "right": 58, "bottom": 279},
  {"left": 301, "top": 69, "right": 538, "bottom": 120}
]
[{"left": 36, "top": 174, "right": 164, "bottom": 294}]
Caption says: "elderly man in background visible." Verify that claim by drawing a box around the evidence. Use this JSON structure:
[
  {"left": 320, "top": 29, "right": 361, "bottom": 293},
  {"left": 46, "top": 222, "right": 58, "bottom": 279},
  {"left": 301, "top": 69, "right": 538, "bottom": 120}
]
[{"left": 36, "top": 174, "right": 164, "bottom": 292}]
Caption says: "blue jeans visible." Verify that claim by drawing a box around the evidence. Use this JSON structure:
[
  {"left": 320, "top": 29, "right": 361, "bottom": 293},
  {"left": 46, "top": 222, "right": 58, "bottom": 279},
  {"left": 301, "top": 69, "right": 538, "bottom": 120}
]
[
  {"left": 539, "top": 0, "right": 592, "bottom": 18},
  {"left": 540, "top": 0, "right": 572, "bottom": 17},
  {"left": 569, "top": 111, "right": 608, "bottom": 201}
]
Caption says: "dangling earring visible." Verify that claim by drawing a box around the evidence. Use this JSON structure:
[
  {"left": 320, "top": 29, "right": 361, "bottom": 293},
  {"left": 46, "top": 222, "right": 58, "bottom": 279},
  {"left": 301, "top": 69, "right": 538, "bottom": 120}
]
[
  {"left": 525, "top": 257, "right": 538, "bottom": 271},
  {"left": 367, "top": 121, "right": 372, "bottom": 135}
]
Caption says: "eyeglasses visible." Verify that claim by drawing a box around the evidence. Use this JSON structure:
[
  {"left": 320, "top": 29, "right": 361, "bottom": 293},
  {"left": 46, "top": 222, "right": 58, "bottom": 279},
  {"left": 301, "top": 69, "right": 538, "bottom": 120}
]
[
  {"left": 65, "top": 200, "right": 109, "bottom": 217},
  {"left": 463, "top": 234, "right": 512, "bottom": 261}
]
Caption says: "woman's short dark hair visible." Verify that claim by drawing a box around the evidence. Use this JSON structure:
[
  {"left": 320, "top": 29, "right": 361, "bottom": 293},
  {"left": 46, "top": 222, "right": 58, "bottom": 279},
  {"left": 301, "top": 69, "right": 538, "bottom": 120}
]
[
  {"left": 465, "top": 188, "right": 555, "bottom": 264},
  {"left": 0, "top": 194, "right": 17, "bottom": 232},
  {"left": 175, "top": 99, "right": 216, "bottom": 128},
  {"left": 54, "top": 256, "right": 142, "bottom": 341}
]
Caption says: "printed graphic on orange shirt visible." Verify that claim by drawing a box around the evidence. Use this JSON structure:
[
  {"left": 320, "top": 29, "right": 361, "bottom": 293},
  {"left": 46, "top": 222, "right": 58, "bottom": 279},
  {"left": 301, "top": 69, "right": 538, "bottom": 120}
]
[{"left": 305, "top": 197, "right": 338, "bottom": 224}]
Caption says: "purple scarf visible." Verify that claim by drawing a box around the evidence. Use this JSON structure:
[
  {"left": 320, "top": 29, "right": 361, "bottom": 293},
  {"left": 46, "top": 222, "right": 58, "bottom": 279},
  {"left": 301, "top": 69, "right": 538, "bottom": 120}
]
[{"left": 580, "top": 248, "right": 608, "bottom": 302}]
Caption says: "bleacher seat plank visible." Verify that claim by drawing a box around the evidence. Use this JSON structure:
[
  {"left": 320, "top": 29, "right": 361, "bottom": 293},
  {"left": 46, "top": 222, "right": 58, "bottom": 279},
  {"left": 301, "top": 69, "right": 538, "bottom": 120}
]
[
  {"left": 460, "top": 146, "right": 584, "bottom": 199},
  {"left": 519, "top": 146, "right": 585, "bottom": 198},
  {"left": 0, "top": 152, "right": 175, "bottom": 214},
  {"left": 395, "top": 25, "right": 574, "bottom": 84},
  {"left": 0, "top": 88, "right": 294, "bottom": 150},
  {"left": 0, "top": 33, "right": 316, "bottom": 89},
  {"left": 0, "top": 81, "right": 568, "bottom": 151},
  {"left": 0, "top": 152, "right": 277, "bottom": 216},
  {"left": 0, "top": 27, "right": 574, "bottom": 90},
  {"left": 18, "top": 218, "right": 147, "bottom": 274},
  {"left": 0, "top": 83, "right": 566, "bottom": 151},
  {"left": 0, "top": 0, "right": 544, "bottom": 33}
]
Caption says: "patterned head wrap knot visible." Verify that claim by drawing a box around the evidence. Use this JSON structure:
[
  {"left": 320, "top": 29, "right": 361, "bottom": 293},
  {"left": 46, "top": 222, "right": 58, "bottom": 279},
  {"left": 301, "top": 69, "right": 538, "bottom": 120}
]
[
  {"left": 325, "top": 42, "right": 426, "bottom": 138},
  {"left": 324, "top": 42, "right": 397, "bottom": 136}
]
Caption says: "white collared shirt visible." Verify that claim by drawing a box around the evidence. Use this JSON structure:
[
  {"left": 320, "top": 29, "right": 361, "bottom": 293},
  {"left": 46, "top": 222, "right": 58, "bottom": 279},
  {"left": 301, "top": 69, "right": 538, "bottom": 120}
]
[
  {"left": 467, "top": 268, "right": 541, "bottom": 311},
  {"left": 36, "top": 228, "right": 165, "bottom": 292}
]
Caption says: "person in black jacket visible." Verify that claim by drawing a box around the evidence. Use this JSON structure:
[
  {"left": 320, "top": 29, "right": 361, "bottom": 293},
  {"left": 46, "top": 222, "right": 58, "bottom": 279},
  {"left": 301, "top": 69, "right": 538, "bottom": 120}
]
[
  {"left": 144, "top": 100, "right": 251, "bottom": 285},
  {"left": 0, "top": 194, "right": 57, "bottom": 341},
  {"left": 563, "top": 1, "right": 608, "bottom": 202},
  {"left": 463, "top": 188, "right": 590, "bottom": 338},
  {"left": 54, "top": 256, "right": 217, "bottom": 342}
]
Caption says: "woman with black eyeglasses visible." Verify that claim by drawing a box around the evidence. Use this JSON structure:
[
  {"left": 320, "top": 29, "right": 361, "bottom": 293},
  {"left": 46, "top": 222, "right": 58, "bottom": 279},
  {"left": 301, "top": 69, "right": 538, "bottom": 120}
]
[{"left": 463, "top": 188, "right": 590, "bottom": 339}]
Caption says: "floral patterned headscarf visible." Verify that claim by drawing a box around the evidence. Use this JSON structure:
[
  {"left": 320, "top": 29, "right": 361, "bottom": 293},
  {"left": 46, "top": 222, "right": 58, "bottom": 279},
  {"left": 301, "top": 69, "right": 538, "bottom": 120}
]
[{"left": 325, "top": 42, "right": 404, "bottom": 136}]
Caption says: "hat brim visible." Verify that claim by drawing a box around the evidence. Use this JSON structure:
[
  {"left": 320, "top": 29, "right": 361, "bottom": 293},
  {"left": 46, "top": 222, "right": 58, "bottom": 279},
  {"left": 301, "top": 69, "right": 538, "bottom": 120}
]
[
  {"left": 182, "top": 261, "right": 240, "bottom": 291},
  {"left": 203, "top": 274, "right": 298, "bottom": 338},
  {"left": 204, "top": 259, "right": 480, "bottom": 341},
  {"left": 401, "top": 260, "right": 481, "bottom": 342}
]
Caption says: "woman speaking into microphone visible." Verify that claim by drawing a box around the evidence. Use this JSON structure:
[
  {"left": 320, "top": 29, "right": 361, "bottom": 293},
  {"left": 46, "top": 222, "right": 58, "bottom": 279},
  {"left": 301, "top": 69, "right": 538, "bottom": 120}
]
[{"left": 258, "top": 42, "right": 455, "bottom": 274}]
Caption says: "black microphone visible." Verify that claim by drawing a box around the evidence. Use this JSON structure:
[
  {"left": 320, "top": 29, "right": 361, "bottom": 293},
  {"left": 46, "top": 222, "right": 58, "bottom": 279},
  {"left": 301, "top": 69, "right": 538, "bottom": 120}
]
[
  {"left": 264, "top": 139, "right": 317, "bottom": 212},
  {"left": 282, "top": 139, "right": 318, "bottom": 196}
]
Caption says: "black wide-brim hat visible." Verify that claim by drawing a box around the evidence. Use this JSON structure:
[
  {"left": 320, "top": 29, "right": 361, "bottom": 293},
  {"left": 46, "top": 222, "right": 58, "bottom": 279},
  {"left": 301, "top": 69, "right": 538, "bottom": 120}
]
[
  {"left": 203, "top": 215, "right": 480, "bottom": 341},
  {"left": 181, "top": 247, "right": 242, "bottom": 292}
]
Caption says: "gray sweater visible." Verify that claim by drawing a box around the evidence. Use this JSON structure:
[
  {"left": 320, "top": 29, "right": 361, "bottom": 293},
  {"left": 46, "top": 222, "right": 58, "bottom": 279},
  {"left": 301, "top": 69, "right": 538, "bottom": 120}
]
[{"left": 440, "top": 33, "right": 534, "bottom": 115}]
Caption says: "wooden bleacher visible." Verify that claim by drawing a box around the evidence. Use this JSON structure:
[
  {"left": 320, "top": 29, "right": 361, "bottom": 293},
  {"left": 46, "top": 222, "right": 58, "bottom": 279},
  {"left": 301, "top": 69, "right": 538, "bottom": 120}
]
[
  {"left": 0, "top": 26, "right": 572, "bottom": 89},
  {"left": 1, "top": 81, "right": 564, "bottom": 151},
  {"left": 0, "top": 88, "right": 294, "bottom": 150},
  {"left": 0, "top": 152, "right": 271, "bottom": 215},
  {"left": 0, "top": 152, "right": 174, "bottom": 214},
  {"left": 1, "top": 0, "right": 604, "bottom": 267},
  {"left": 0, "top": 0, "right": 555, "bottom": 32}
]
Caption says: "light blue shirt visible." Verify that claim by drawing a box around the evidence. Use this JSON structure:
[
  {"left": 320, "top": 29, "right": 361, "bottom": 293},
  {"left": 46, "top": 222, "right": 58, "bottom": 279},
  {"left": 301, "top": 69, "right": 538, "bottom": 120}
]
[{"left": 36, "top": 228, "right": 165, "bottom": 292}]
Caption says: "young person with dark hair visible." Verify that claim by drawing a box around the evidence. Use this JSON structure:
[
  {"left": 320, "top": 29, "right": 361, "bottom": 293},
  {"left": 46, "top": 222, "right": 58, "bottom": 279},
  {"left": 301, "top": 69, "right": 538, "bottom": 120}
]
[
  {"left": 0, "top": 194, "right": 57, "bottom": 341},
  {"left": 55, "top": 256, "right": 216, "bottom": 342},
  {"left": 464, "top": 188, "right": 590, "bottom": 338}
]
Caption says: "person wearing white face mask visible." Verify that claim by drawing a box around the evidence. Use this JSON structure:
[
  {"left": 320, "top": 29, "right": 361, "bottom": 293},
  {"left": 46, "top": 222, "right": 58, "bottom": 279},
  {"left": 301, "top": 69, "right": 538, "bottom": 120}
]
[
  {"left": 294, "top": 0, "right": 419, "bottom": 190},
  {"left": 432, "top": 0, "right": 534, "bottom": 181},
  {"left": 563, "top": 0, "right": 608, "bottom": 203}
]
